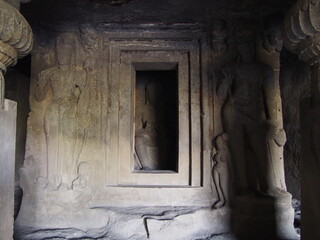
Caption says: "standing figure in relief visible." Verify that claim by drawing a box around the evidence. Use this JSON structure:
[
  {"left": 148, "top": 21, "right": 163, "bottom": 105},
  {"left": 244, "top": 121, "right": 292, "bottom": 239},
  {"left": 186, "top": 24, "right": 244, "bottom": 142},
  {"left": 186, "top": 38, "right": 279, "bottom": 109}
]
[
  {"left": 212, "top": 133, "right": 231, "bottom": 208},
  {"left": 134, "top": 79, "right": 166, "bottom": 170},
  {"left": 217, "top": 24, "right": 287, "bottom": 197},
  {"left": 35, "top": 33, "right": 87, "bottom": 190}
]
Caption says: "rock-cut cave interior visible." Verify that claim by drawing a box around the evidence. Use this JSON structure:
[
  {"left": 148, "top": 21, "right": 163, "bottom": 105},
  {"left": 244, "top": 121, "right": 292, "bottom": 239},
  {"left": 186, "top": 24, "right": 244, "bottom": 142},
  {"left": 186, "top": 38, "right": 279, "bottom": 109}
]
[{"left": 1, "top": 0, "right": 320, "bottom": 239}]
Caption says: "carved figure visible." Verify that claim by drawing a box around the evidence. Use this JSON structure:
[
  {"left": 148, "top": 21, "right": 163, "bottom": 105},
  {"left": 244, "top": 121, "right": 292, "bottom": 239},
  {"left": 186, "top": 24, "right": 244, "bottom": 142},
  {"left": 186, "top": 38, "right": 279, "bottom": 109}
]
[
  {"left": 35, "top": 33, "right": 87, "bottom": 190},
  {"left": 261, "top": 18, "right": 283, "bottom": 53},
  {"left": 19, "top": 155, "right": 37, "bottom": 196},
  {"left": 80, "top": 24, "right": 99, "bottom": 55},
  {"left": 217, "top": 24, "right": 287, "bottom": 197},
  {"left": 212, "top": 133, "right": 230, "bottom": 208},
  {"left": 257, "top": 19, "right": 288, "bottom": 190},
  {"left": 72, "top": 161, "right": 92, "bottom": 190},
  {"left": 134, "top": 80, "right": 166, "bottom": 170},
  {"left": 212, "top": 19, "right": 227, "bottom": 54}
]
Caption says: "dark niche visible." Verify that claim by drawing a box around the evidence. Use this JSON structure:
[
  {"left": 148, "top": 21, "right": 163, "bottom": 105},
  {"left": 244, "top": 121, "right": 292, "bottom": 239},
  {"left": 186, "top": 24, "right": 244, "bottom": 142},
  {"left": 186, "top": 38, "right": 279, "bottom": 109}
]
[{"left": 134, "top": 70, "right": 178, "bottom": 172}]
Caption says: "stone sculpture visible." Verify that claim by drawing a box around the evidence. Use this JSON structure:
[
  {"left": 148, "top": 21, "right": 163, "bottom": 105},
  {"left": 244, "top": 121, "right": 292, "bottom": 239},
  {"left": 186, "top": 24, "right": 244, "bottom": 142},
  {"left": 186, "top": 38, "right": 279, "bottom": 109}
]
[
  {"left": 212, "top": 19, "right": 227, "bottom": 55},
  {"left": 0, "top": 1, "right": 33, "bottom": 238},
  {"left": 217, "top": 24, "right": 287, "bottom": 197},
  {"left": 212, "top": 133, "right": 230, "bottom": 208},
  {"left": 0, "top": 0, "right": 33, "bottom": 108},
  {"left": 80, "top": 24, "right": 100, "bottom": 55},
  {"left": 35, "top": 33, "right": 87, "bottom": 190},
  {"left": 134, "top": 80, "right": 166, "bottom": 170},
  {"left": 256, "top": 18, "right": 288, "bottom": 190},
  {"left": 72, "top": 161, "right": 92, "bottom": 190}
]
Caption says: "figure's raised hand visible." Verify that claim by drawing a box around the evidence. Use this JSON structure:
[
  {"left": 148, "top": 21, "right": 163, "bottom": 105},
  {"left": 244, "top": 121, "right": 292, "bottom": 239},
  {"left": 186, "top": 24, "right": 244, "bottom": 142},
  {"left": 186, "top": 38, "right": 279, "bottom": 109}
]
[{"left": 222, "top": 66, "right": 235, "bottom": 84}]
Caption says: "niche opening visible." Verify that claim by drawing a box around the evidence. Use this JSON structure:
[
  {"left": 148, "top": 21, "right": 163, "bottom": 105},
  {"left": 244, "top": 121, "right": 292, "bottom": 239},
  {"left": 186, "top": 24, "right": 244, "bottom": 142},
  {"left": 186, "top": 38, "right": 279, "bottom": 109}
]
[{"left": 134, "top": 69, "right": 178, "bottom": 172}]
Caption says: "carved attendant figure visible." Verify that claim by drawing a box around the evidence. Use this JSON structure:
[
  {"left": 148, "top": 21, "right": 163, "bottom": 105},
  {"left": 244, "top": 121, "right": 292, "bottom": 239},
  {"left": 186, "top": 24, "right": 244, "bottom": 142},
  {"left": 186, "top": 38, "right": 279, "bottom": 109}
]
[
  {"left": 217, "top": 25, "right": 287, "bottom": 197},
  {"left": 35, "top": 33, "right": 87, "bottom": 190},
  {"left": 212, "top": 133, "right": 231, "bottom": 208}
]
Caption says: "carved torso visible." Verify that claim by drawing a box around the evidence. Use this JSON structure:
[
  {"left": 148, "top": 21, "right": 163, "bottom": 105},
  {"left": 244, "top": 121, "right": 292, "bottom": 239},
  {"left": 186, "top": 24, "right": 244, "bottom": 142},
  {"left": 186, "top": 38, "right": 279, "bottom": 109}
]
[
  {"left": 228, "top": 63, "right": 271, "bottom": 120},
  {"left": 39, "top": 66, "right": 86, "bottom": 105}
]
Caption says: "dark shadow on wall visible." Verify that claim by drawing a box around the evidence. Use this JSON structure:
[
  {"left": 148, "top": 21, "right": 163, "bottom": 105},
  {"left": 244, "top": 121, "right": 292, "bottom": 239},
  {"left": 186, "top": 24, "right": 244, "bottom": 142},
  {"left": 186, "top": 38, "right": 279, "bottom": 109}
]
[
  {"left": 280, "top": 50, "right": 310, "bottom": 201},
  {"left": 5, "top": 55, "right": 31, "bottom": 219}
]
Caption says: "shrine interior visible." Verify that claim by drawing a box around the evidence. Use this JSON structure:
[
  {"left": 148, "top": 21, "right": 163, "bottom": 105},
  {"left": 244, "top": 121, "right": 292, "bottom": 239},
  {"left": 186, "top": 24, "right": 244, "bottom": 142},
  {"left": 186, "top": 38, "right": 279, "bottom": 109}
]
[{"left": 1, "top": 0, "right": 320, "bottom": 239}]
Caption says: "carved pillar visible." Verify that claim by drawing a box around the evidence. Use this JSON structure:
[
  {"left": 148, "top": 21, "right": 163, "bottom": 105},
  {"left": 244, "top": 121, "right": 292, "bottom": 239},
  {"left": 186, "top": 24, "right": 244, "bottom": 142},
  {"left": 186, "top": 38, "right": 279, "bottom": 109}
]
[
  {"left": 283, "top": 1, "right": 320, "bottom": 239},
  {"left": 0, "top": 0, "right": 33, "bottom": 239}
]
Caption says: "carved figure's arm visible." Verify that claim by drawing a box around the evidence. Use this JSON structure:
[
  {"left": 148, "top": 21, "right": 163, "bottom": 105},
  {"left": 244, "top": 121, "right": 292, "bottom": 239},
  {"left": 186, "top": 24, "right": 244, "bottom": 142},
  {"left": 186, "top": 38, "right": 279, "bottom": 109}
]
[
  {"left": 217, "top": 66, "right": 234, "bottom": 101},
  {"left": 262, "top": 65, "right": 286, "bottom": 145},
  {"left": 76, "top": 68, "right": 91, "bottom": 128},
  {"left": 35, "top": 70, "right": 50, "bottom": 101},
  {"left": 262, "top": 65, "right": 278, "bottom": 123}
]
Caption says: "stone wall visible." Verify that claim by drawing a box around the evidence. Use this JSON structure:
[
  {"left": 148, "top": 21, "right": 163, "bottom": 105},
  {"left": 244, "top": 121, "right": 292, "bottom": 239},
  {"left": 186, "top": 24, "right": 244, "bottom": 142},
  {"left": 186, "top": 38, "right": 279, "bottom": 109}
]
[
  {"left": 280, "top": 53, "right": 310, "bottom": 200},
  {"left": 13, "top": 0, "right": 301, "bottom": 238}
]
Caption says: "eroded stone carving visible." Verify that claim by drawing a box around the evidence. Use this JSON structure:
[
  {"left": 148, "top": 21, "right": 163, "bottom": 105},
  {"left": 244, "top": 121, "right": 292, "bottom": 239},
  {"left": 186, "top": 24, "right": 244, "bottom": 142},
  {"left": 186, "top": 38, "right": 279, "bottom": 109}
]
[
  {"left": 19, "top": 155, "right": 38, "bottom": 195},
  {"left": 283, "top": 0, "right": 320, "bottom": 64},
  {"left": 0, "top": 1, "right": 32, "bottom": 238},
  {"left": 212, "top": 133, "right": 230, "bottom": 208},
  {"left": 217, "top": 24, "right": 287, "bottom": 197},
  {"left": 257, "top": 18, "right": 288, "bottom": 190},
  {"left": 212, "top": 19, "right": 227, "bottom": 55},
  {"left": 0, "top": 0, "right": 33, "bottom": 108},
  {"left": 72, "top": 161, "right": 92, "bottom": 190},
  {"left": 80, "top": 24, "right": 100, "bottom": 55},
  {"left": 261, "top": 18, "right": 283, "bottom": 53},
  {"left": 35, "top": 33, "right": 88, "bottom": 190},
  {"left": 134, "top": 80, "right": 166, "bottom": 170}
]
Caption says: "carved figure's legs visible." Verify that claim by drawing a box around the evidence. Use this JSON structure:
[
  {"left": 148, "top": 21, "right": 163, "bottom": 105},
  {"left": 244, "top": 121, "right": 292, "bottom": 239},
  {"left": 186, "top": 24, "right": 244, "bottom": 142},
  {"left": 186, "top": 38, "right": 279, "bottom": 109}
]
[
  {"left": 214, "top": 170, "right": 229, "bottom": 208},
  {"left": 247, "top": 123, "right": 281, "bottom": 195},
  {"left": 220, "top": 169, "right": 229, "bottom": 206},
  {"left": 229, "top": 126, "right": 249, "bottom": 194},
  {"left": 135, "top": 133, "right": 160, "bottom": 170},
  {"left": 213, "top": 171, "right": 223, "bottom": 207},
  {"left": 223, "top": 108, "right": 248, "bottom": 194},
  {"left": 44, "top": 104, "right": 61, "bottom": 190},
  {"left": 135, "top": 135, "right": 149, "bottom": 170},
  {"left": 61, "top": 104, "right": 81, "bottom": 188}
]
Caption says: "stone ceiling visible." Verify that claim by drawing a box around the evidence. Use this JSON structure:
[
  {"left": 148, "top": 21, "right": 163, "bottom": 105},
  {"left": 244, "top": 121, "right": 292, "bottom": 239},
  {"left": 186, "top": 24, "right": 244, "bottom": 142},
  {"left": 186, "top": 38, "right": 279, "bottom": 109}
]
[{"left": 21, "top": 0, "right": 295, "bottom": 30}]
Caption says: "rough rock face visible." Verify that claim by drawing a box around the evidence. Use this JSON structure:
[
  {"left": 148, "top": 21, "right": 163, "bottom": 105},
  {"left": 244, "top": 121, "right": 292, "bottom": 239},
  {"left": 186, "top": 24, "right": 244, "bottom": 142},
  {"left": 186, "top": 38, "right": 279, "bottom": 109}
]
[{"left": 280, "top": 54, "right": 310, "bottom": 199}]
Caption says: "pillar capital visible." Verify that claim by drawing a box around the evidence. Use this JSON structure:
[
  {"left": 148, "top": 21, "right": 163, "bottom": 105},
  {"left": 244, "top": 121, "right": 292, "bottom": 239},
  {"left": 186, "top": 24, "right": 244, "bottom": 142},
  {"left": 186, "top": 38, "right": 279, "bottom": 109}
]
[
  {"left": 283, "top": 0, "right": 320, "bottom": 64},
  {"left": 0, "top": 0, "right": 33, "bottom": 108}
]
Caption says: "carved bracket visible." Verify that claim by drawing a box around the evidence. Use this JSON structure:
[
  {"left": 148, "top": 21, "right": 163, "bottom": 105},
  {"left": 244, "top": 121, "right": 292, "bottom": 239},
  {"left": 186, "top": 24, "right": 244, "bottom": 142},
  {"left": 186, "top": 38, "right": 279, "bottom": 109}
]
[
  {"left": 0, "top": 0, "right": 33, "bottom": 108},
  {"left": 283, "top": 0, "right": 320, "bottom": 106},
  {"left": 283, "top": 0, "right": 320, "bottom": 64}
]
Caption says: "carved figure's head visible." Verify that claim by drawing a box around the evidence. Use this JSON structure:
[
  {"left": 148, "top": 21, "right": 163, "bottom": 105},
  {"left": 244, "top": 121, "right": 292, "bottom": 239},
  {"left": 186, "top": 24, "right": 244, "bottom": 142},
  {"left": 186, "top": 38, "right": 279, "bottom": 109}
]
[
  {"left": 56, "top": 33, "right": 75, "bottom": 66},
  {"left": 263, "top": 19, "right": 283, "bottom": 53},
  {"left": 234, "top": 23, "right": 256, "bottom": 63},
  {"left": 216, "top": 133, "right": 229, "bottom": 151},
  {"left": 212, "top": 19, "right": 227, "bottom": 53},
  {"left": 80, "top": 24, "right": 99, "bottom": 52}
]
